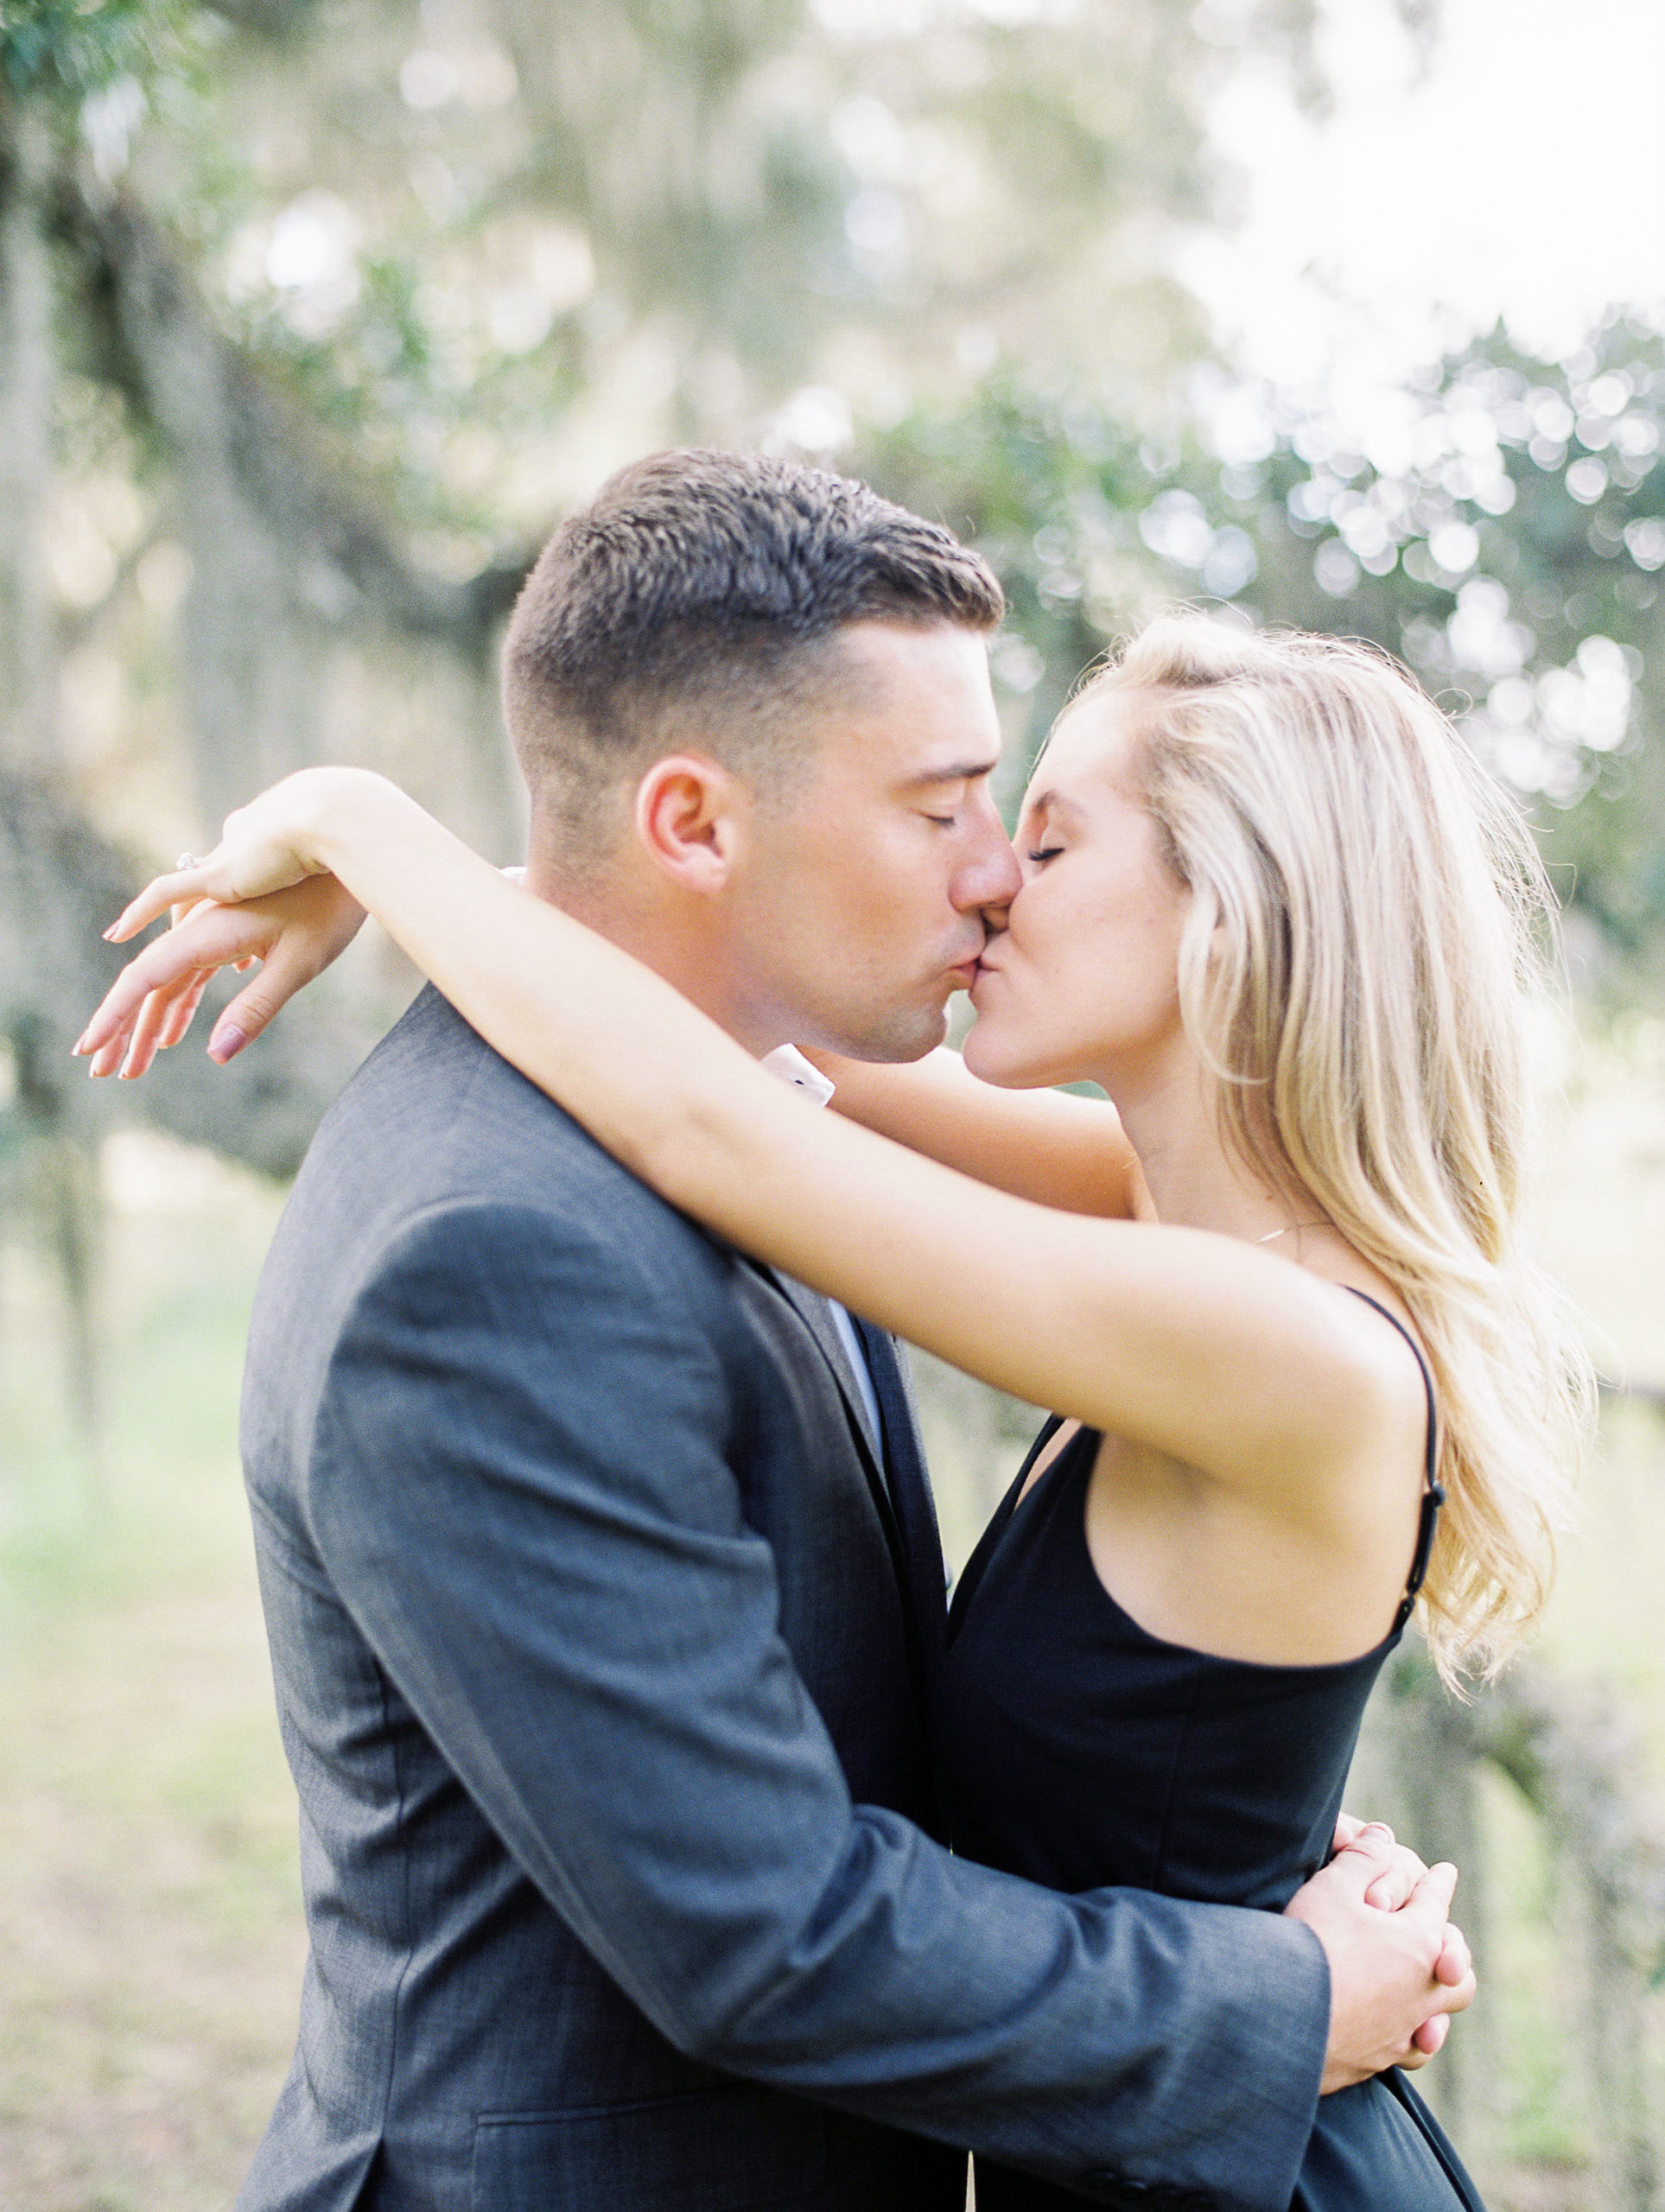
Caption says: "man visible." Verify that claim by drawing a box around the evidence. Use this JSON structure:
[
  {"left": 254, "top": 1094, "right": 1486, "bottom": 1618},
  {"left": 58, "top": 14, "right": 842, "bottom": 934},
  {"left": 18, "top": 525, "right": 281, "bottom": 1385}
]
[{"left": 92, "top": 451, "right": 1471, "bottom": 2210}]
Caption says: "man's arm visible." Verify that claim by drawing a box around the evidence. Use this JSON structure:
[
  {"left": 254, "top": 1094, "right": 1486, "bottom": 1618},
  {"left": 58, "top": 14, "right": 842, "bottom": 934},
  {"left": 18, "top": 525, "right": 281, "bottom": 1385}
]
[{"left": 302, "top": 1192, "right": 1452, "bottom": 2212}]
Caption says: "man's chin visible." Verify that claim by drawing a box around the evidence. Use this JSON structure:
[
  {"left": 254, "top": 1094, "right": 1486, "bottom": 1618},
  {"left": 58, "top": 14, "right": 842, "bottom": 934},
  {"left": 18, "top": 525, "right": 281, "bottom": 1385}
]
[{"left": 820, "top": 1001, "right": 949, "bottom": 1065}]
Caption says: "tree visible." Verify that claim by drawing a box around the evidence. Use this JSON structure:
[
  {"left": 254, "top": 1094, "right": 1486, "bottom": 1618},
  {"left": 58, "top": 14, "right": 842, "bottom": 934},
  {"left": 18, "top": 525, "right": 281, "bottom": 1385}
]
[
  {"left": 1, "top": 0, "right": 1356, "bottom": 1155},
  {"left": 862, "top": 313, "right": 1665, "bottom": 1000},
  {"left": 0, "top": 0, "right": 1366, "bottom": 1426}
]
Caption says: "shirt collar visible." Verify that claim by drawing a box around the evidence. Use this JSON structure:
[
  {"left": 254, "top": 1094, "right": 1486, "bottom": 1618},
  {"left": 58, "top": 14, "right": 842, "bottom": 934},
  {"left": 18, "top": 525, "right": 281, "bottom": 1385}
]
[{"left": 759, "top": 1043, "right": 836, "bottom": 1109}]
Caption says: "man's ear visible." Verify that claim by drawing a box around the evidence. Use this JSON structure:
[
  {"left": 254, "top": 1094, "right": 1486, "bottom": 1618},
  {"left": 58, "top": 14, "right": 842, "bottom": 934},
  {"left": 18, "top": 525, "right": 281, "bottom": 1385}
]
[{"left": 633, "top": 753, "right": 752, "bottom": 893}]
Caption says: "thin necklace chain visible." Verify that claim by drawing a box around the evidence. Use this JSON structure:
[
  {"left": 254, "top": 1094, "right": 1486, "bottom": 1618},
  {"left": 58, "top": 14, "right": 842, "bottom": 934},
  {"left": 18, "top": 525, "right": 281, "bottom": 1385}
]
[{"left": 1256, "top": 1221, "right": 1330, "bottom": 1244}]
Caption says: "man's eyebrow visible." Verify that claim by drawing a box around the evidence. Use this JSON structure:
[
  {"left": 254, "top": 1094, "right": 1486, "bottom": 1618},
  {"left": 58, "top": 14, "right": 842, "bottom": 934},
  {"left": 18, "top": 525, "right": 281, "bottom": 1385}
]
[{"left": 904, "top": 758, "right": 1002, "bottom": 787}]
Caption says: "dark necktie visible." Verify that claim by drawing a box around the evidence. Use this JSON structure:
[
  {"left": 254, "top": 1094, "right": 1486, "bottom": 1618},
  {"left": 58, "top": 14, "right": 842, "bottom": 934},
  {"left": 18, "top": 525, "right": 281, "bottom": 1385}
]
[{"left": 849, "top": 1316, "right": 949, "bottom": 1675}]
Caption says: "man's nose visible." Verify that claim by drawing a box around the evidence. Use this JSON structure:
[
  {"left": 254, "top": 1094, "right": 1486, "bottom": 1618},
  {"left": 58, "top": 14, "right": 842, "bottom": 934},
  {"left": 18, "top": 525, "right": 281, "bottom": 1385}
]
[{"left": 951, "top": 794, "right": 1021, "bottom": 913}]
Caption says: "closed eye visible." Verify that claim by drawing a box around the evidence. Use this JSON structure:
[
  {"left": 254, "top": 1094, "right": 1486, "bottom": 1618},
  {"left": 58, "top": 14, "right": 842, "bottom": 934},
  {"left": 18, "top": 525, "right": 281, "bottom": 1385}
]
[{"left": 1026, "top": 845, "right": 1063, "bottom": 863}]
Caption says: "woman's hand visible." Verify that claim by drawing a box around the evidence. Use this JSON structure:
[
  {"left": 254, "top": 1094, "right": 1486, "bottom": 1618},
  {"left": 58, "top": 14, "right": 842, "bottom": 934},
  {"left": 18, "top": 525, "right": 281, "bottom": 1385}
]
[
  {"left": 77, "top": 766, "right": 405, "bottom": 1076},
  {"left": 75, "top": 873, "right": 367, "bottom": 1077},
  {"left": 101, "top": 766, "right": 386, "bottom": 946}
]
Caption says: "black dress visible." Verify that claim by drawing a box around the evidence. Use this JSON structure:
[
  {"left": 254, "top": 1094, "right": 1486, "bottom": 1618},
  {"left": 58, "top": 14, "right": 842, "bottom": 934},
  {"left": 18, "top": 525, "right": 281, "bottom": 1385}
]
[{"left": 939, "top": 1291, "right": 1485, "bottom": 2212}]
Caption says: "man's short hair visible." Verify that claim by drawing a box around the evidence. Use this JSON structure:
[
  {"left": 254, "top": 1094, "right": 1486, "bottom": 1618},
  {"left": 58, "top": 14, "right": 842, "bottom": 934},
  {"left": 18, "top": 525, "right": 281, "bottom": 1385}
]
[{"left": 501, "top": 448, "right": 1003, "bottom": 859}]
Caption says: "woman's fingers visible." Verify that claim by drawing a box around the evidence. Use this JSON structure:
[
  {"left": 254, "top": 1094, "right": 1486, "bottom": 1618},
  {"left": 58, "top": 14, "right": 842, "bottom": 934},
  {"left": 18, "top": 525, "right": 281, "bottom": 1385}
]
[
  {"left": 82, "top": 871, "right": 365, "bottom": 1077},
  {"left": 157, "top": 970, "right": 215, "bottom": 1052},
  {"left": 205, "top": 931, "right": 334, "bottom": 1063},
  {"left": 149, "top": 899, "right": 221, "bottom": 1056},
  {"left": 199, "top": 876, "right": 368, "bottom": 1061},
  {"left": 106, "top": 796, "right": 332, "bottom": 941},
  {"left": 121, "top": 974, "right": 204, "bottom": 1080},
  {"left": 106, "top": 864, "right": 223, "bottom": 944},
  {"left": 77, "top": 903, "right": 274, "bottom": 1067},
  {"left": 86, "top": 965, "right": 205, "bottom": 1077},
  {"left": 86, "top": 1027, "right": 132, "bottom": 1079},
  {"left": 79, "top": 943, "right": 204, "bottom": 1069},
  {"left": 125, "top": 954, "right": 237, "bottom": 1076}
]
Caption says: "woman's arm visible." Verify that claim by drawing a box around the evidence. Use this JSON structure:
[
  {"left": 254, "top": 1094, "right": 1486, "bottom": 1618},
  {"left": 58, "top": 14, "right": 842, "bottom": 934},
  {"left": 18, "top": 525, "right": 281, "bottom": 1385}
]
[
  {"left": 804, "top": 1048, "right": 1153, "bottom": 1222},
  {"left": 98, "top": 852, "right": 1148, "bottom": 1220},
  {"left": 81, "top": 767, "right": 1413, "bottom": 1530}
]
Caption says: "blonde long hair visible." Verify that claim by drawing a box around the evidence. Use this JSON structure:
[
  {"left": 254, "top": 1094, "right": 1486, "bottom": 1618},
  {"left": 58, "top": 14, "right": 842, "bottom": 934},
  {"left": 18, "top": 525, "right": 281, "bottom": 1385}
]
[{"left": 1074, "top": 613, "right": 1592, "bottom": 1682}]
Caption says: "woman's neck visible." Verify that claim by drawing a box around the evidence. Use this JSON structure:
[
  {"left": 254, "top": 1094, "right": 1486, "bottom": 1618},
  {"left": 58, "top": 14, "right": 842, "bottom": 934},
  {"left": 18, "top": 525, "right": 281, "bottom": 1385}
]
[{"left": 1103, "top": 1048, "right": 1302, "bottom": 1243}]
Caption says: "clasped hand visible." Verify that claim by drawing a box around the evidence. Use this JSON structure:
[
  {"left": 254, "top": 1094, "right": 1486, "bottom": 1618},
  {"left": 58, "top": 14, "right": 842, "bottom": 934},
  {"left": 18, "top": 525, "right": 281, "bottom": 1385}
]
[{"left": 1294, "top": 1815, "right": 1475, "bottom": 2094}]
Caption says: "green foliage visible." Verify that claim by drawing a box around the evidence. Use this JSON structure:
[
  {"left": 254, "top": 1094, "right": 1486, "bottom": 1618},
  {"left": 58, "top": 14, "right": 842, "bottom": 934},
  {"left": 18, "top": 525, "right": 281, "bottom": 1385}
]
[
  {"left": 0, "top": 0, "right": 199, "bottom": 101},
  {"left": 862, "top": 315, "right": 1665, "bottom": 992},
  {"left": 862, "top": 381, "right": 1221, "bottom": 743},
  {"left": 91, "top": 0, "right": 1316, "bottom": 537},
  {"left": 13, "top": 0, "right": 1665, "bottom": 994},
  {"left": 224, "top": 243, "right": 583, "bottom": 547}
]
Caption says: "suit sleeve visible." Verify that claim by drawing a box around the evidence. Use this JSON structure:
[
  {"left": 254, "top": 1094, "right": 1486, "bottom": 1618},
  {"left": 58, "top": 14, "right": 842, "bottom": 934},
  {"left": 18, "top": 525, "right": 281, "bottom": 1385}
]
[{"left": 309, "top": 1194, "right": 1329, "bottom": 2212}]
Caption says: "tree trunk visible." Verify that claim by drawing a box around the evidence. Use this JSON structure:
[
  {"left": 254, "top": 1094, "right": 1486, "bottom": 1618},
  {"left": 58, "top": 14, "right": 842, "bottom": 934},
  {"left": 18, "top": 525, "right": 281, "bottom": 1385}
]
[
  {"left": 0, "top": 92, "right": 60, "bottom": 771},
  {"left": 85, "top": 193, "right": 527, "bottom": 849},
  {"left": 94, "top": 198, "right": 317, "bottom": 838},
  {"left": 1366, "top": 1646, "right": 1665, "bottom": 2197}
]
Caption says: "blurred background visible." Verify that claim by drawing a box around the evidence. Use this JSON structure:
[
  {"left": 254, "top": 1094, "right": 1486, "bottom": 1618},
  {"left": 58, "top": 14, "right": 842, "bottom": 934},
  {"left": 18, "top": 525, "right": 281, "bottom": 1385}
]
[{"left": 3, "top": 0, "right": 1664, "bottom": 2203}]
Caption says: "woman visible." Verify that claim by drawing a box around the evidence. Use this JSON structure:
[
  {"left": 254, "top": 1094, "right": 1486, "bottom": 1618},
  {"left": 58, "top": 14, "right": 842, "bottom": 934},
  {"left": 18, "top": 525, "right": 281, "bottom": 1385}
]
[{"left": 79, "top": 614, "right": 1588, "bottom": 2209}]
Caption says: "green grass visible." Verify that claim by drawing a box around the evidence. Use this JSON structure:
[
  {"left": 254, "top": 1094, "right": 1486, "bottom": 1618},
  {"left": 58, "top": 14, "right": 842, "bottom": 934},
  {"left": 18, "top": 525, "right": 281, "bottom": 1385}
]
[{"left": 0, "top": 1140, "right": 302, "bottom": 2212}]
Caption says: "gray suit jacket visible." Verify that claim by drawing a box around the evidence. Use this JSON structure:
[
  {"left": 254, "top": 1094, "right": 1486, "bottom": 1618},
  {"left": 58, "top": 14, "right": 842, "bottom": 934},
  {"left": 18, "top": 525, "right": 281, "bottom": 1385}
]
[{"left": 238, "top": 988, "right": 1329, "bottom": 2212}]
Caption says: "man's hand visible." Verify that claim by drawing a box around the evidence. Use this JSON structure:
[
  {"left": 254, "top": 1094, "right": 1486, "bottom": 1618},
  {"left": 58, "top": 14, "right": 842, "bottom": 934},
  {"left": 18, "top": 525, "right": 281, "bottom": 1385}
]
[
  {"left": 1287, "top": 1821, "right": 1476, "bottom": 2093},
  {"left": 75, "top": 874, "right": 366, "bottom": 1078}
]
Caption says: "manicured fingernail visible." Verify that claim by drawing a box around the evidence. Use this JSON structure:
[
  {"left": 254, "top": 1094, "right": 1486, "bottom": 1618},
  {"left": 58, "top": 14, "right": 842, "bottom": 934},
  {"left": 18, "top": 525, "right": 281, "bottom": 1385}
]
[
  {"left": 207, "top": 1026, "right": 247, "bottom": 1064},
  {"left": 71, "top": 1033, "right": 87, "bottom": 1056}
]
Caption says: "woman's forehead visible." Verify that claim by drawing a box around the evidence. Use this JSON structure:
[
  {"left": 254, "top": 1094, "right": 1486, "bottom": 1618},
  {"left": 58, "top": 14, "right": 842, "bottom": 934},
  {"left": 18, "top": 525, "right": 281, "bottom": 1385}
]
[{"left": 1021, "top": 687, "right": 1157, "bottom": 810}]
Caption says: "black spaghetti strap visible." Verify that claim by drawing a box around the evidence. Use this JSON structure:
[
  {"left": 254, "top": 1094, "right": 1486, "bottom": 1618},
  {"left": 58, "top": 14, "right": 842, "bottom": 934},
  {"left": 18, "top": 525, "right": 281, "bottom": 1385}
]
[
  {"left": 948, "top": 1414, "right": 1065, "bottom": 1637},
  {"left": 1341, "top": 1287, "right": 1446, "bottom": 1631}
]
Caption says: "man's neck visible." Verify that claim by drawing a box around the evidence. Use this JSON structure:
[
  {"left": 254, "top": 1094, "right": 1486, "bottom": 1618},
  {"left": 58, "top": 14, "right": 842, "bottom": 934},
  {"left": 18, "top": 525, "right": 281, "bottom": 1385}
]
[{"left": 525, "top": 861, "right": 788, "bottom": 1061}]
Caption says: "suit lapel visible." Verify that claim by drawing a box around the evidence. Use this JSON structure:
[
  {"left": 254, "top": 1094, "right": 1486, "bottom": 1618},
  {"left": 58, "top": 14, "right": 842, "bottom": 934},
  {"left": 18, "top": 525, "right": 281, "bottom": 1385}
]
[
  {"left": 734, "top": 1259, "right": 905, "bottom": 1578},
  {"left": 736, "top": 1257, "right": 950, "bottom": 1828},
  {"left": 763, "top": 1268, "right": 881, "bottom": 1462}
]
